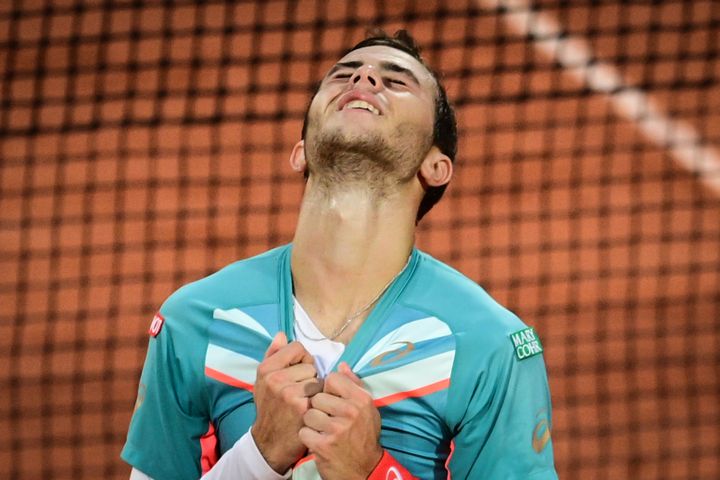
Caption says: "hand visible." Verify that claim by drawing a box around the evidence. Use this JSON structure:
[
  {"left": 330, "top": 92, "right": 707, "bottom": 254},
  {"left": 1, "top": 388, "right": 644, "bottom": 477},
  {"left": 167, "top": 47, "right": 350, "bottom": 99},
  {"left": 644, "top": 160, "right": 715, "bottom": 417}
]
[
  {"left": 298, "top": 362, "right": 384, "bottom": 480},
  {"left": 252, "top": 332, "right": 323, "bottom": 473}
]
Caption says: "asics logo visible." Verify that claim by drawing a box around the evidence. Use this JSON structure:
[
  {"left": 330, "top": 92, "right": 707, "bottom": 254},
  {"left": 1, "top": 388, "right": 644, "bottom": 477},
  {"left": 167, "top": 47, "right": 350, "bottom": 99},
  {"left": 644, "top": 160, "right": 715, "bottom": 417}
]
[
  {"left": 370, "top": 341, "right": 415, "bottom": 367},
  {"left": 386, "top": 466, "right": 403, "bottom": 480},
  {"left": 532, "top": 418, "right": 551, "bottom": 453}
]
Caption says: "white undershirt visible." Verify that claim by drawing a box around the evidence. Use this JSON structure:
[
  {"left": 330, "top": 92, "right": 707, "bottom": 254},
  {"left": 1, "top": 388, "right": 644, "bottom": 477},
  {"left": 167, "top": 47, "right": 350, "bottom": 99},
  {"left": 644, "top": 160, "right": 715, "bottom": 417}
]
[
  {"left": 292, "top": 296, "right": 346, "bottom": 378},
  {"left": 131, "top": 297, "right": 346, "bottom": 480}
]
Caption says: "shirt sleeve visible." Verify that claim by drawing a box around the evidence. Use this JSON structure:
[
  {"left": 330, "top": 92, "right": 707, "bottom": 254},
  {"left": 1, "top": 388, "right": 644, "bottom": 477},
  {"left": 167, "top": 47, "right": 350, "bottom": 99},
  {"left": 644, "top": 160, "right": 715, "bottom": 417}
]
[
  {"left": 201, "top": 430, "right": 291, "bottom": 480},
  {"left": 448, "top": 337, "right": 558, "bottom": 479},
  {"left": 121, "top": 310, "right": 211, "bottom": 480}
]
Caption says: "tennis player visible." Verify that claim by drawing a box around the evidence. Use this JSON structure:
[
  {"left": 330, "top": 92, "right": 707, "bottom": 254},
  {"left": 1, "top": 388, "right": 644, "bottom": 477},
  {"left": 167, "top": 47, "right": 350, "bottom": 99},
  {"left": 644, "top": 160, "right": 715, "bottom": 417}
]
[{"left": 122, "top": 30, "right": 558, "bottom": 479}]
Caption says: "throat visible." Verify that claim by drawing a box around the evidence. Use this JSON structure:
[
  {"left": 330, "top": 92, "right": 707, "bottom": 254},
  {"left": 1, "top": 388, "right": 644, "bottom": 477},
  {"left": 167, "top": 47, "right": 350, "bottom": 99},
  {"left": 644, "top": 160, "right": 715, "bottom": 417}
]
[{"left": 290, "top": 178, "right": 417, "bottom": 343}]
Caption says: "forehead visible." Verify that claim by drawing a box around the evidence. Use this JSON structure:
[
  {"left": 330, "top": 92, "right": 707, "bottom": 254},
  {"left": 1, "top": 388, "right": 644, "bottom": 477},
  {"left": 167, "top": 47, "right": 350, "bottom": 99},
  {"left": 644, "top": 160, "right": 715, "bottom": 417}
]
[{"left": 329, "top": 45, "right": 437, "bottom": 90}]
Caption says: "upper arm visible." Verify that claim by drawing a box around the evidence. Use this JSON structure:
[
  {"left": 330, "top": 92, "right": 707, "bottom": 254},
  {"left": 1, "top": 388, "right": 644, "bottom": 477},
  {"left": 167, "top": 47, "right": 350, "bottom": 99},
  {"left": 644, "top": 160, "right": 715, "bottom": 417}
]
[
  {"left": 121, "top": 311, "right": 210, "bottom": 480},
  {"left": 448, "top": 338, "right": 558, "bottom": 479}
]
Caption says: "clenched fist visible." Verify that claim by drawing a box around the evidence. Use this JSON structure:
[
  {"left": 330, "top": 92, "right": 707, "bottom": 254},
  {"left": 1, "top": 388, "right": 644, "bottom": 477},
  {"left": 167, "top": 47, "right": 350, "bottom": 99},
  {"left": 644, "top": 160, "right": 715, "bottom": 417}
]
[
  {"left": 252, "top": 332, "right": 323, "bottom": 473},
  {"left": 299, "top": 362, "right": 383, "bottom": 479}
]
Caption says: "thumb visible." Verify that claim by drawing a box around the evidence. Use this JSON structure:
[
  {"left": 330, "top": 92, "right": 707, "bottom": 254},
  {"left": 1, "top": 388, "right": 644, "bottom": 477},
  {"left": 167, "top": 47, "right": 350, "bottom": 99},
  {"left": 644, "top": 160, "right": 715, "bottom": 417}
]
[
  {"left": 338, "top": 362, "right": 363, "bottom": 387},
  {"left": 264, "top": 332, "right": 288, "bottom": 359}
]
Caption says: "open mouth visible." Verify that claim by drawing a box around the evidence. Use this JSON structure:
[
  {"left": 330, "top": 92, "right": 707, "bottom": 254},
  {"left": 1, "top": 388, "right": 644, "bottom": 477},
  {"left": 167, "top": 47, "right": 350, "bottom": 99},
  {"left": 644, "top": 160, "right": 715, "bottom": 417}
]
[{"left": 342, "top": 100, "right": 381, "bottom": 115}]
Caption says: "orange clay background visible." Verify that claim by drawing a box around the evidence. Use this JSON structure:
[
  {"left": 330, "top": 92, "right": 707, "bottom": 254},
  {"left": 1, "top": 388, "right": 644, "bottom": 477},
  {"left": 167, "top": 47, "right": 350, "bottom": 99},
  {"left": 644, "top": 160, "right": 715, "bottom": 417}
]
[{"left": 1, "top": 1, "right": 718, "bottom": 479}]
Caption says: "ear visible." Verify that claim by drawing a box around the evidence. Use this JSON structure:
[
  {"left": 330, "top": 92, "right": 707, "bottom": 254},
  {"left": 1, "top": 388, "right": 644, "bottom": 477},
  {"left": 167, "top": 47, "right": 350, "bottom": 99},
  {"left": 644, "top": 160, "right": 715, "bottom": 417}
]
[
  {"left": 289, "top": 140, "right": 307, "bottom": 173},
  {"left": 418, "top": 147, "right": 453, "bottom": 188}
]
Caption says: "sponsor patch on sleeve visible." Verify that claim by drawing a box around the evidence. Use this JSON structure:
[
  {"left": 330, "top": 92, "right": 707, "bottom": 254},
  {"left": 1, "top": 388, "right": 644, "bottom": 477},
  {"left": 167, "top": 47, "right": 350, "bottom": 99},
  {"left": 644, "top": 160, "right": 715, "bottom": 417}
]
[
  {"left": 148, "top": 312, "right": 165, "bottom": 337},
  {"left": 509, "top": 327, "right": 543, "bottom": 360}
]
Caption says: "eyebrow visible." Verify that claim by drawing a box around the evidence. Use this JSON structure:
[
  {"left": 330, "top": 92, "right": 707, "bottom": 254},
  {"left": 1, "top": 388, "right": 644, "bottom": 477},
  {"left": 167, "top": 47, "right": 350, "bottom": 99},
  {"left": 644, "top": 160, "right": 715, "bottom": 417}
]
[{"left": 326, "top": 60, "right": 422, "bottom": 86}]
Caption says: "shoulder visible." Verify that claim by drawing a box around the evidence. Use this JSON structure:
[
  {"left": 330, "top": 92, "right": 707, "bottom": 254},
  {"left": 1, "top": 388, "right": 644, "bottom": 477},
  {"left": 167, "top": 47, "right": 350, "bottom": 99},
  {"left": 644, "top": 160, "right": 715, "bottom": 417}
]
[
  {"left": 403, "top": 250, "right": 527, "bottom": 350},
  {"left": 151, "top": 245, "right": 288, "bottom": 348},
  {"left": 162, "top": 244, "right": 288, "bottom": 316},
  {"left": 403, "top": 253, "right": 552, "bottom": 434},
  {"left": 141, "top": 246, "right": 288, "bottom": 387}
]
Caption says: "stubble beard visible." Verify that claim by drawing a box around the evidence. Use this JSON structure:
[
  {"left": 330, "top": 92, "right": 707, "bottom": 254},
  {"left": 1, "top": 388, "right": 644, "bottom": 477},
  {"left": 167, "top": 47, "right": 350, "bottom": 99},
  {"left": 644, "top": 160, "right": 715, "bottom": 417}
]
[{"left": 305, "top": 122, "right": 433, "bottom": 198}]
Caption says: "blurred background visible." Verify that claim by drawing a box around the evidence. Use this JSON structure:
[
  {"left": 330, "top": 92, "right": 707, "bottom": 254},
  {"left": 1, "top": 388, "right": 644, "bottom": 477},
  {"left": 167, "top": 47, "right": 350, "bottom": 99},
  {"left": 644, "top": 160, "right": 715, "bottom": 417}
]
[{"left": 1, "top": 0, "right": 718, "bottom": 478}]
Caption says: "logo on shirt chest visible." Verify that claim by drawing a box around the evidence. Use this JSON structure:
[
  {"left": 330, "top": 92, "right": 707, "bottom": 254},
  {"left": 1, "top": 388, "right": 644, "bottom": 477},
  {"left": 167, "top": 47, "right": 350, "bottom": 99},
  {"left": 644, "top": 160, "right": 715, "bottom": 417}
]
[{"left": 370, "top": 341, "right": 415, "bottom": 367}]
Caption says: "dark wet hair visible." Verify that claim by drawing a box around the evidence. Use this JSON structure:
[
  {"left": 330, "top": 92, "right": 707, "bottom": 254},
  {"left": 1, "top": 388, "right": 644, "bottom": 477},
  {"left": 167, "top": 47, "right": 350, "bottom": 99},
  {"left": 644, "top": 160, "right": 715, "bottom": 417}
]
[{"left": 301, "top": 29, "right": 457, "bottom": 222}]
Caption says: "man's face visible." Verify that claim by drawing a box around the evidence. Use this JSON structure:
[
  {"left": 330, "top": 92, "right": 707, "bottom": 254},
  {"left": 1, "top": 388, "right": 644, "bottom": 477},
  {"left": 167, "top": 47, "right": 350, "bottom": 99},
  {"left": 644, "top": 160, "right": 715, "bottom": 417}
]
[{"left": 303, "top": 45, "right": 439, "bottom": 189}]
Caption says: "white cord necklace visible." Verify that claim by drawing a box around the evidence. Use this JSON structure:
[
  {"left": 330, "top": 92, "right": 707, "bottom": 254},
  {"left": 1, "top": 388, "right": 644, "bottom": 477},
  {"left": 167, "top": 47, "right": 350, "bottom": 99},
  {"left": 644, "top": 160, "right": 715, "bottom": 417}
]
[{"left": 295, "top": 256, "right": 411, "bottom": 342}]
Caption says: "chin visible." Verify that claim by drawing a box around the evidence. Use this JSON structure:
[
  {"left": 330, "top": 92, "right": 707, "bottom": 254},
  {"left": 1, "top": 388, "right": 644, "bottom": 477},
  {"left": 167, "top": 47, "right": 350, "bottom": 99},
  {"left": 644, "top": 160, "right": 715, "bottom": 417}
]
[
  {"left": 307, "top": 130, "right": 423, "bottom": 193},
  {"left": 327, "top": 118, "right": 382, "bottom": 140}
]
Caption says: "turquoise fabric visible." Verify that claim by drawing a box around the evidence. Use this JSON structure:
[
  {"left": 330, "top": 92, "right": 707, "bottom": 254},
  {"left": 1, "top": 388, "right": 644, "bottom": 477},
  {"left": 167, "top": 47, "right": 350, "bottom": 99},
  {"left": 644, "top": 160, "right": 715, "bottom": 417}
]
[{"left": 122, "top": 245, "right": 557, "bottom": 479}]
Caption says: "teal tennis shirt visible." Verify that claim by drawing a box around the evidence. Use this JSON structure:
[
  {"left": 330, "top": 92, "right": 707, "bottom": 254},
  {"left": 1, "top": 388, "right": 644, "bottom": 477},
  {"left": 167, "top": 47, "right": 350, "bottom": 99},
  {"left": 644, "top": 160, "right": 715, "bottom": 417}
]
[{"left": 122, "top": 245, "right": 558, "bottom": 479}]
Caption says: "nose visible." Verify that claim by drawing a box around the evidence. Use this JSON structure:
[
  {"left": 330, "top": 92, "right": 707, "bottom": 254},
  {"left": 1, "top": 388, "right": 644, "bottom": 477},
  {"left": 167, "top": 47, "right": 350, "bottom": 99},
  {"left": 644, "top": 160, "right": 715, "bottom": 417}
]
[{"left": 350, "top": 65, "right": 382, "bottom": 91}]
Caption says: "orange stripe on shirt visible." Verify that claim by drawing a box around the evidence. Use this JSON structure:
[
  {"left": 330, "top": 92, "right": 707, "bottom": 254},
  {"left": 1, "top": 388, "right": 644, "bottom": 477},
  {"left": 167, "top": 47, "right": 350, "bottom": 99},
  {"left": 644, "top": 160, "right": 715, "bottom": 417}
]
[
  {"left": 204, "top": 366, "right": 254, "bottom": 391},
  {"left": 294, "top": 454, "right": 316, "bottom": 468},
  {"left": 373, "top": 378, "right": 450, "bottom": 408}
]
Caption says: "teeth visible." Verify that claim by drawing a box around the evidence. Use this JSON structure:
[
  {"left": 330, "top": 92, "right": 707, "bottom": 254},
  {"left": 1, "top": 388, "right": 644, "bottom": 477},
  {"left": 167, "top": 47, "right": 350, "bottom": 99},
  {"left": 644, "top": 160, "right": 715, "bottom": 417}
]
[{"left": 344, "top": 100, "right": 380, "bottom": 115}]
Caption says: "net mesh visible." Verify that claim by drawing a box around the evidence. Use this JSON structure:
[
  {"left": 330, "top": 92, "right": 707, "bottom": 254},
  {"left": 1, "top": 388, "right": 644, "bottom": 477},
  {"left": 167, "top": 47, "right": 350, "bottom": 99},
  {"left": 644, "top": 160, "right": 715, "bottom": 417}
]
[{"left": 1, "top": 0, "right": 719, "bottom": 478}]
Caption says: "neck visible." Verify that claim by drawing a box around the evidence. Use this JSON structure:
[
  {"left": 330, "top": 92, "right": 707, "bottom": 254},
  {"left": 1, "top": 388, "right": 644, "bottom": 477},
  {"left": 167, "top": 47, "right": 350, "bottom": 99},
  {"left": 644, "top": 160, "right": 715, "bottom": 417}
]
[{"left": 291, "top": 177, "right": 419, "bottom": 343}]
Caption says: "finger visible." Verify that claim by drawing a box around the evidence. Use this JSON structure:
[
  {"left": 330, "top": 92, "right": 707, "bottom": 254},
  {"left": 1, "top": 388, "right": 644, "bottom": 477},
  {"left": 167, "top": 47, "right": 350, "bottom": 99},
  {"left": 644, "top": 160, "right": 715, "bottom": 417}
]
[
  {"left": 281, "top": 362, "right": 318, "bottom": 382},
  {"left": 263, "top": 340, "right": 315, "bottom": 369},
  {"left": 302, "top": 378, "right": 324, "bottom": 397},
  {"left": 282, "top": 378, "right": 323, "bottom": 400},
  {"left": 290, "top": 341, "right": 317, "bottom": 365},
  {"left": 264, "top": 332, "right": 288, "bottom": 359},
  {"left": 323, "top": 371, "right": 362, "bottom": 399},
  {"left": 338, "top": 362, "right": 363, "bottom": 387},
  {"left": 298, "top": 425, "right": 323, "bottom": 450},
  {"left": 310, "top": 392, "right": 350, "bottom": 417},
  {"left": 303, "top": 407, "right": 332, "bottom": 432}
]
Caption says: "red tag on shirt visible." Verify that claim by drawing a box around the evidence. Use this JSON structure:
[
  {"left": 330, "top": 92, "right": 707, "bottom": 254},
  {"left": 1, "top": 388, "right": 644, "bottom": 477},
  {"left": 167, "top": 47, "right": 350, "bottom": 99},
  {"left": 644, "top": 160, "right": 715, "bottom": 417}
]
[{"left": 148, "top": 312, "right": 164, "bottom": 337}]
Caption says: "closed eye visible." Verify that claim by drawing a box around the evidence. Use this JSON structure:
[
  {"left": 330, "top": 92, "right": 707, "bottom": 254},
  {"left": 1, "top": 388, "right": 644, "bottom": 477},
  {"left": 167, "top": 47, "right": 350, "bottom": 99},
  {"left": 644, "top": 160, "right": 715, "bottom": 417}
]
[{"left": 384, "top": 78, "right": 409, "bottom": 90}]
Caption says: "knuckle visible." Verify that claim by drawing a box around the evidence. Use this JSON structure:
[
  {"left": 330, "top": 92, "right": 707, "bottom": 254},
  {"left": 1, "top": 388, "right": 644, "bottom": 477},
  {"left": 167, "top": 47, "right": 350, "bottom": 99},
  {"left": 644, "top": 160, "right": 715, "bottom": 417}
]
[
  {"left": 360, "top": 393, "right": 374, "bottom": 408},
  {"left": 280, "top": 385, "right": 295, "bottom": 402},
  {"left": 326, "top": 420, "right": 341, "bottom": 435},
  {"left": 302, "top": 408, "right": 314, "bottom": 423},
  {"left": 293, "top": 396, "right": 310, "bottom": 415},
  {"left": 296, "top": 363, "right": 311, "bottom": 378},
  {"left": 310, "top": 392, "right": 323, "bottom": 407},
  {"left": 268, "top": 369, "right": 287, "bottom": 385},
  {"left": 324, "top": 373, "right": 337, "bottom": 389},
  {"left": 316, "top": 435, "right": 331, "bottom": 451},
  {"left": 256, "top": 362, "right": 270, "bottom": 377},
  {"left": 297, "top": 426, "right": 311, "bottom": 444},
  {"left": 344, "top": 403, "right": 359, "bottom": 419},
  {"left": 289, "top": 341, "right": 304, "bottom": 354},
  {"left": 298, "top": 401, "right": 310, "bottom": 415}
]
